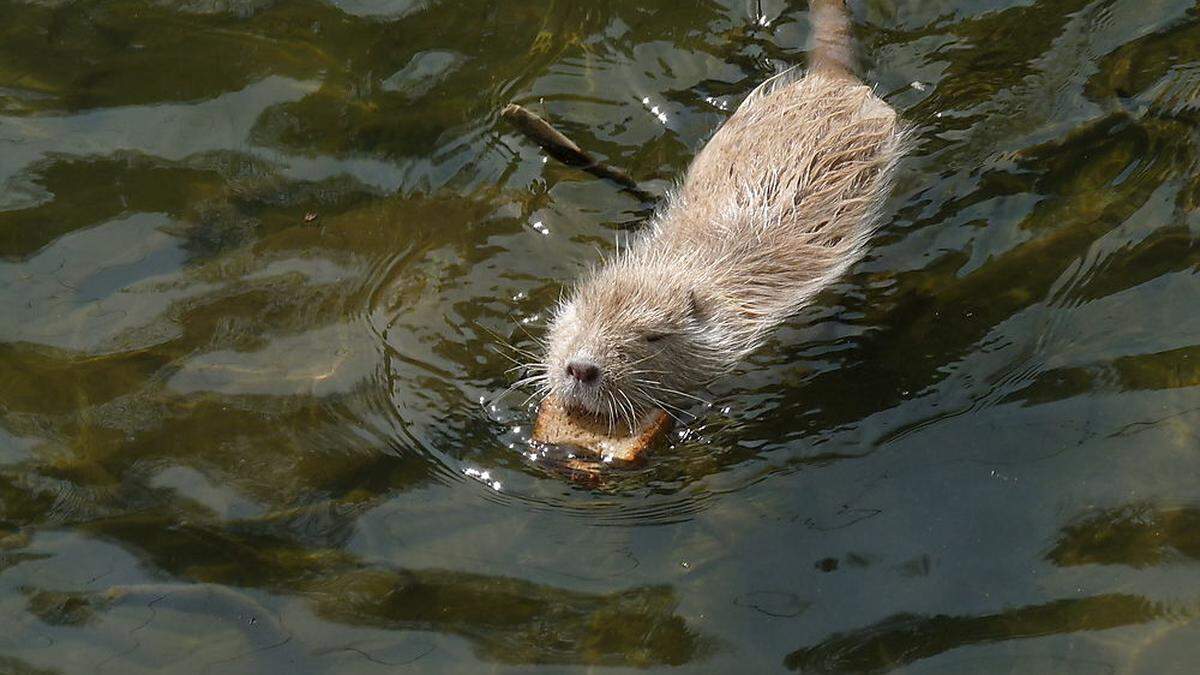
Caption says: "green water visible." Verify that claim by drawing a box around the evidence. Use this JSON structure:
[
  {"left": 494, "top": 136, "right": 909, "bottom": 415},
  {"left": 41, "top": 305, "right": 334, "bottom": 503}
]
[{"left": 2, "top": 0, "right": 1200, "bottom": 672}]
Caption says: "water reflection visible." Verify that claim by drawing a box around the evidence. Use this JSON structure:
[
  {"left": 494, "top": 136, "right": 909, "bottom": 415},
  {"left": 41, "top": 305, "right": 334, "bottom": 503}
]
[
  {"left": 785, "top": 500, "right": 1200, "bottom": 672},
  {"left": 1049, "top": 505, "right": 1200, "bottom": 569},
  {"left": 4, "top": 516, "right": 708, "bottom": 667},
  {"left": 785, "top": 594, "right": 1166, "bottom": 673},
  {"left": 4, "top": 0, "right": 1200, "bottom": 670}
]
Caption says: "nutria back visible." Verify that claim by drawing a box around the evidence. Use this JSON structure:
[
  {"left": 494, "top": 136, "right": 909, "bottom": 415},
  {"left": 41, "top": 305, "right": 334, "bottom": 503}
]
[
  {"left": 539, "top": 0, "right": 908, "bottom": 424},
  {"left": 653, "top": 69, "right": 904, "bottom": 323}
]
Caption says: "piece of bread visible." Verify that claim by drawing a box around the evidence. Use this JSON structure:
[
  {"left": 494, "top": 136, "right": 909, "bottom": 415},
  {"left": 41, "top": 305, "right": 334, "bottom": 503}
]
[{"left": 533, "top": 394, "right": 670, "bottom": 464}]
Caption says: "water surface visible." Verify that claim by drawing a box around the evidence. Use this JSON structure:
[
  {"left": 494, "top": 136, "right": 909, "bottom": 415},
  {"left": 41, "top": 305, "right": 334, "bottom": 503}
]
[{"left": 3, "top": 0, "right": 1200, "bottom": 672}]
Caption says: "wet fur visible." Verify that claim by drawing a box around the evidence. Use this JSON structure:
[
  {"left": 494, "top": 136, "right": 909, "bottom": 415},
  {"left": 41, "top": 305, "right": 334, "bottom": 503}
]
[{"left": 536, "top": 0, "right": 908, "bottom": 429}]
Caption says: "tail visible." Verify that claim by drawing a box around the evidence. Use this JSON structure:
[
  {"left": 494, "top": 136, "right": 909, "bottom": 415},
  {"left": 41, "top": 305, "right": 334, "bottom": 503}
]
[
  {"left": 809, "top": 0, "right": 855, "bottom": 78},
  {"left": 739, "top": 0, "right": 860, "bottom": 105}
]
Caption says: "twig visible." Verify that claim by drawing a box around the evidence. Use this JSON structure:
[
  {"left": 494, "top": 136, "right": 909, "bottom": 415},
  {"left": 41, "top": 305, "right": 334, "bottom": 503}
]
[{"left": 501, "top": 103, "right": 655, "bottom": 203}]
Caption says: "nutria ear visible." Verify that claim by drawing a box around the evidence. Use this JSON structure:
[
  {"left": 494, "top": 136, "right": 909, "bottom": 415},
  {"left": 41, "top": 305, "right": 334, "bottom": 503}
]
[{"left": 687, "top": 290, "right": 708, "bottom": 321}]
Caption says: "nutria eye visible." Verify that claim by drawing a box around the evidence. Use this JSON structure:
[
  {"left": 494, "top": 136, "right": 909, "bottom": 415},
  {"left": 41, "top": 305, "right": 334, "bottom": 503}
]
[{"left": 645, "top": 334, "right": 668, "bottom": 343}]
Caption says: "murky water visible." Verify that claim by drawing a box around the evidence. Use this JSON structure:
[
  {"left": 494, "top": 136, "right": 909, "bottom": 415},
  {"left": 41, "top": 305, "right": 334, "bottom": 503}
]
[{"left": 3, "top": 0, "right": 1200, "bottom": 671}]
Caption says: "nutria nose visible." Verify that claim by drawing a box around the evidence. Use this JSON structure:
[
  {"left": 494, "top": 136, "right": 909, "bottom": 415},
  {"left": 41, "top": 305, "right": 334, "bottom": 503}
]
[{"left": 566, "top": 359, "right": 600, "bottom": 384}]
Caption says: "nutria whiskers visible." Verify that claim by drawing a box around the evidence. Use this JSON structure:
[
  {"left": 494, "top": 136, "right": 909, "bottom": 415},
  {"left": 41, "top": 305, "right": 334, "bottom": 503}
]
[{"left": 537, "top": 0, "right": 908, "bottom": 429}]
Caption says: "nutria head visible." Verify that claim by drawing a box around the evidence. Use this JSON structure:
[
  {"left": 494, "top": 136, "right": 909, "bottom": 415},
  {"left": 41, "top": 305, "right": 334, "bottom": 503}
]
[{"left": 542, "top": 257, "right": 729, "bottom": 430}]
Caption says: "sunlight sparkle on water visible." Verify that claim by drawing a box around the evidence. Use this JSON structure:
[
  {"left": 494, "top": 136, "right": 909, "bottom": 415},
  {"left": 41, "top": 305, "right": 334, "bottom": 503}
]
[
  {"left": 463, "top": 466, "right": 503, "bottom": 491},
  {"left": 641, "top": 96, "right": 669, "bottom": 124}
]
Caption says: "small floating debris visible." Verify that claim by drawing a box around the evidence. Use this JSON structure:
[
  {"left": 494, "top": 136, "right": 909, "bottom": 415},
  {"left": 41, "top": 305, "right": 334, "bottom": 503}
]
[{"left": 910, "top": 81, "right": 927, "bottom": 92}]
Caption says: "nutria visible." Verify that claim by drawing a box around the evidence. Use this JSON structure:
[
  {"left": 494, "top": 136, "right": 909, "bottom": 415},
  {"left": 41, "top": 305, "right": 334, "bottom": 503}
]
[{"left": 533, "top": 0, "right": 907, "bottom": 429}]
